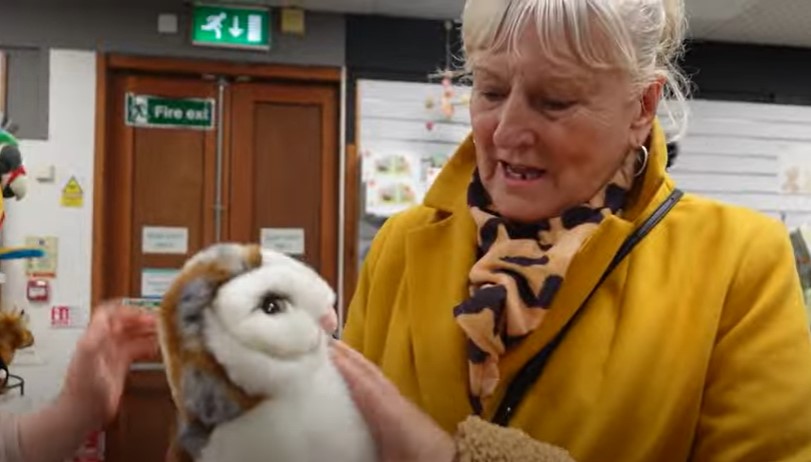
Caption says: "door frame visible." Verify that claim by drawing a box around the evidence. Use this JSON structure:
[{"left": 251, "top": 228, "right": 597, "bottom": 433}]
[{"left": 92, "top": 54, "right": 356, "bottom": 322}]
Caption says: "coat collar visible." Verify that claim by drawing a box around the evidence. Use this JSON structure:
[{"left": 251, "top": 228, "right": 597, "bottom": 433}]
[{"left": 406, "top": 120, "right": 676, "bottom": 423}]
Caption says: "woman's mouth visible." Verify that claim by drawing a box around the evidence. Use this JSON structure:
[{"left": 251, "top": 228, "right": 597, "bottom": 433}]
[{"left": 500, "top": 161, "right": 545, "bottom": 181}]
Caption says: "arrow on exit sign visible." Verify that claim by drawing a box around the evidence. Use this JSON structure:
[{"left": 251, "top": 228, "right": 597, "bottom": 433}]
[{"left": 191, "top": 4, "right": 271, "bottom": 50}]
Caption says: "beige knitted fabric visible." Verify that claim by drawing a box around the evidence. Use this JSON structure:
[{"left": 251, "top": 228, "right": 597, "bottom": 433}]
[{"left": 455, "top": 416, "right": 576, "bottom": 462}]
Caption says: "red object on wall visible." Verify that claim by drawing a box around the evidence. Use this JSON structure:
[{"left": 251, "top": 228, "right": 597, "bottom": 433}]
[
  {"left": 26, "top": 279, "right": 49, "bottom": 302},
  {"left": 72, "top": 431, "right": 105, "bottom": 462}
]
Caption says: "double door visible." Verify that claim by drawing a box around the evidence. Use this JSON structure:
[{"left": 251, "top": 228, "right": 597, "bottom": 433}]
[{"left": 95, "top": 61, "right": 339, "bottom": 461}]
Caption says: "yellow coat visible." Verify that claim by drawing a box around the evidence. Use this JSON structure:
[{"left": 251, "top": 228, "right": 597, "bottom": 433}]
[{"left": 343, "top": 122, "right": 811, "bottom": 462}]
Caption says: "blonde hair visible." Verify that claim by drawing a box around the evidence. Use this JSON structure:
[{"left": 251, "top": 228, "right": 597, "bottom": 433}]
[{"left": 461, "top": 0, "right": 690, "bottom": 140}]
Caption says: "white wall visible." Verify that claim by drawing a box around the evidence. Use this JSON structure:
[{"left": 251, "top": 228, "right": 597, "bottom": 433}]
[
  {"left": 0, "top": 49, "right": 96, "bottom": 412},
  {"left": 669, "top": 99, "right": 811, "bottom": 228}
]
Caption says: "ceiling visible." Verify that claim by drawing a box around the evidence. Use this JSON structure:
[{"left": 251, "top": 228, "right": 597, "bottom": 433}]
[{"left": 240, "top": 0, "right": 811, "bottom": 49}]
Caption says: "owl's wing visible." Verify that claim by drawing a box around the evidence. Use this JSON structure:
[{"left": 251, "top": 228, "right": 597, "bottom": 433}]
[
  {"left": 177, "top": 364, "right": 245, "bottom": 458},
  {"left": 158, "top": 243, "right": 265, "bottom": 458}
]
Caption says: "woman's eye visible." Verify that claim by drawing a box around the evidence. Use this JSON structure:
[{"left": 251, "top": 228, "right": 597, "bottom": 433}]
[
  {"left": 541, "top": 99, "right": 575, "bottom": 111},
  {"left": 478, "top": 89, "right": 506, "bottom": 102},
  {"left": 259, "top": 294, "right": 286, "bottom": 315}
]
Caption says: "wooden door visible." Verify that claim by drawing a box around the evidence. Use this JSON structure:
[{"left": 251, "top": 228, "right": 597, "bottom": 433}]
[
  {"left": 96, "top": 64, "right": 340, "bottom": 462},
  {"left": 229, "top": 82, "right": 339, "bottom": 287},
  {"left": 99, "top": 74, "right": 218, "bottom": 304},
  {"left": 100, "top": 73, "right": 219, "bottom": 462}
]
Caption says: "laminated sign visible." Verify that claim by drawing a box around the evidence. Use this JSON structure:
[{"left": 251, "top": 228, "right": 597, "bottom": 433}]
[
  {"left": 25, "top": 235, "right": 58, "bottom": 278},
  {"left": 126, "top": 93, "right": 215, "bottom": 131},
  {"left": 61, "top": 176, "right": 84, "bottom": 208}
]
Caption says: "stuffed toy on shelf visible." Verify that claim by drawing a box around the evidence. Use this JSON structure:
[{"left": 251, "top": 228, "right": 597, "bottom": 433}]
[
  {"left": 0, "top": 307, "right": 33, "bottom": 395},
  {"left": 158, "top": 243, "right": 375, "bottom": 462},
  {"left": 0, "top": 113, "right": 42, "bottom": 261},
  {"left": 0, "top": 114, "right": 28, "bottom": 205}
]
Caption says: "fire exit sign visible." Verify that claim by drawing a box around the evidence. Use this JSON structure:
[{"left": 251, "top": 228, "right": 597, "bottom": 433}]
[
  {"left": 125, "top": 93, "right": 215, "bottom": 130},
  {"left": 191, "top": 4, "right": 272, "bottom": 50}
]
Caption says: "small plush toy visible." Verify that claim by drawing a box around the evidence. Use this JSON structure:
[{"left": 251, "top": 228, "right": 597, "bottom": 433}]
[
  {"left": 0, "top": 307, "right": 34, "bottom": 392},
  {"left": 158, "top": 243, "right": 376, "bottom": 462},
  {"left": 0, "top": 114, "right": 28, "bottom": 204},
  {"left": 0, "top": 113, "right": 42, "bottom": 262}
]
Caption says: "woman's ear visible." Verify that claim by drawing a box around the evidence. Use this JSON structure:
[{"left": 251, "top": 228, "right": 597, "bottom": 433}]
[{"left": 630, "top": 79, "right": 664, "bottom": 145}]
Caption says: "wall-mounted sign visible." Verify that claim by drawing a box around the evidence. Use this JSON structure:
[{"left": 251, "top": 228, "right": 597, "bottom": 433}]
[
  {"left": 51, "top": 305, "right": 88, "bottom": 329},
  {"left": 142, "top": 226, "right": 189, "bottom": 255},
  {"left": 120, "top": 298, "right": 162, "bottom": 313},
  {"left": 125, "top": 93, "right": 215, "bottom": 130},
  {"left": 141, "top": 268, "right": 180, "bottom": 299},
  {"left": 191, "top": 4, "right": 271, "bottom": 50},
  {"left": 261, "top": 228, "right": 305, "bottom": 255},
  {"left": 25, "top": 235, "right": 58, "bottom": 278},
  {"left": 60, "top": 176, "right": 84, "bottom": 208}
]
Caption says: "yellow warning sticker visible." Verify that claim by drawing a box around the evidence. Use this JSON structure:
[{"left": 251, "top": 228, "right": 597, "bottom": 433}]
[{"left": 61, "top": 176, "right": 84, "bottom": 208}]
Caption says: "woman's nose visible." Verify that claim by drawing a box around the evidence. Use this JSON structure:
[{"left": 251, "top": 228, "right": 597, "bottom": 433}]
[{"left": 493, "top": 95, "right": 535, "bottom": 150}]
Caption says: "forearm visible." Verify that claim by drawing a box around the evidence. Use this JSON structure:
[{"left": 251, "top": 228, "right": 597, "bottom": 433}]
[
  {"left": 16, "top": 398, "right": 96, "bottom": 462},
  {"left": 0, "top": 412, "right": 22, "bottom": 462},
  {"left": 454, "top": 416, "right": 575, "bottom": 462}
]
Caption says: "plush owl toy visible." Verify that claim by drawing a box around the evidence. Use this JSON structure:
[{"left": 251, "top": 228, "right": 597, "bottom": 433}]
[{"left": 158, "top": 243, "right": 376, "bottom": 462}]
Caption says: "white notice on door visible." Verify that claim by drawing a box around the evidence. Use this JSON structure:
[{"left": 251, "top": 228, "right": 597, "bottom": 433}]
[
  {"left": 141, "top": 269, "right": 180, "bottom": 299},
  {"left": 261, "top": 228, "right": 305, "bottom": 255},
  {"left": 143, "top": 226, "right": 189, "bottom": 254}
]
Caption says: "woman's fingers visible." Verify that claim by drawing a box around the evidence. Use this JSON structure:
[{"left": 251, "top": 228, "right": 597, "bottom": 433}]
[
  {"left": 331, "top": 342, "right": 375, "bottom": 397},
  {"left": 122, "top": 335, "right": 160, "bottom": 362},
  {"left": 84, "top": 303, "right": 159, "bottom": 364},
  {"left": 331, "top": 341, "right": 396, "bottom": 391},
  {"left": 330, "top": 341, "right": 411, "bottom": 421}
]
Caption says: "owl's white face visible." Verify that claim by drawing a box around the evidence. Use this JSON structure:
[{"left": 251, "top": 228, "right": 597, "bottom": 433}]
[{"left": 203, "top": 250, "right": 337, "bottom": 395}]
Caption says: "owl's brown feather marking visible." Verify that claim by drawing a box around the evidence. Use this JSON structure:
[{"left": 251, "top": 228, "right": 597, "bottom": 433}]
[{"left": 159, "top": 244, "right": 264, "bottom": 456}]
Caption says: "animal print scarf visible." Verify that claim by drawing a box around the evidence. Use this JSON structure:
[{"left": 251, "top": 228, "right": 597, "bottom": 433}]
[{"left": 453, "top": 153, "right": 637, "bottom": 413}]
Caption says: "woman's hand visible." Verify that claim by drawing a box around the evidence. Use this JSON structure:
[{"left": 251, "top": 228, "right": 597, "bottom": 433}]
[
  {"left": 18, "top": 302, "right": 158, "bottom": 462},
  {"left": 59, "top": 302, "right": 158, "bottom": 428},
  {"left": 330, "top": 340, "right": 457, "bottom": 462}
]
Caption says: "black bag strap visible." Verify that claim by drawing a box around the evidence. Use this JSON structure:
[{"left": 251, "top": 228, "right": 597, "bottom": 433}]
[{"left": 491, "top": 188, "right": 684, "bottom": 427}]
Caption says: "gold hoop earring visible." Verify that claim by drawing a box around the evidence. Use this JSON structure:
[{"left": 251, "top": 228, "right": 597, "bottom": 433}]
[{"left": 635, "top": 145, "right": 649, "bottom": 177}]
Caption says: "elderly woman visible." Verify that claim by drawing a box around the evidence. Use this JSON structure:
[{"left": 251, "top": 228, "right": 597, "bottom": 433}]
[{"left": 333, "top": 0, "right": 811, "bottom": 461}]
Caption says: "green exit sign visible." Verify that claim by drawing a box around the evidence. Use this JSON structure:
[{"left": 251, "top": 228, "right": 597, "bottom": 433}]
[{"left": 191, "top": 3, "right": 271, "bottom": 50}]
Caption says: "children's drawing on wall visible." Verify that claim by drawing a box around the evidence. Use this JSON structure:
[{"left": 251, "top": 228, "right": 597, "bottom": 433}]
[
  {"left": 779, "top": 146, "right": 811, "bottom": 194},
  {"left": 783, "top": 166, "right": 801, "bottom": 194}
]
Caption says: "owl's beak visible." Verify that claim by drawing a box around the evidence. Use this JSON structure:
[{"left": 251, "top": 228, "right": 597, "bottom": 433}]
[{"left": 319, "top": 309, "right": 338, "bottom": 334}]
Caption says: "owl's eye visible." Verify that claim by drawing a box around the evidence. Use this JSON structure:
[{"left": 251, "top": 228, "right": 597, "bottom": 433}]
[{"left": 259, "top": 294, "right": 286, "bottom": 315}]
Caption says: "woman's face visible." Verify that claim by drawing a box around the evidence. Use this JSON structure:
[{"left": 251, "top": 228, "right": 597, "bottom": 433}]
[{"left": 469, "top": 26, "right": 659, "bottom": 223}]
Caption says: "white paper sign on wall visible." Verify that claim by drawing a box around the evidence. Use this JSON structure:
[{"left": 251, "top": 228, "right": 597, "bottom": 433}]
[
  {"left": 141, "top": 268, "right": 180, "bottom": 299},
  {"left": 50, "top": 305, "right": 88, "bottom": 329},
  {"left": 261, "top": 228, "right": 305, "bottom": 255},
  {"left": 142, "top": 227, "right": 189, "bottom": 254}
]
